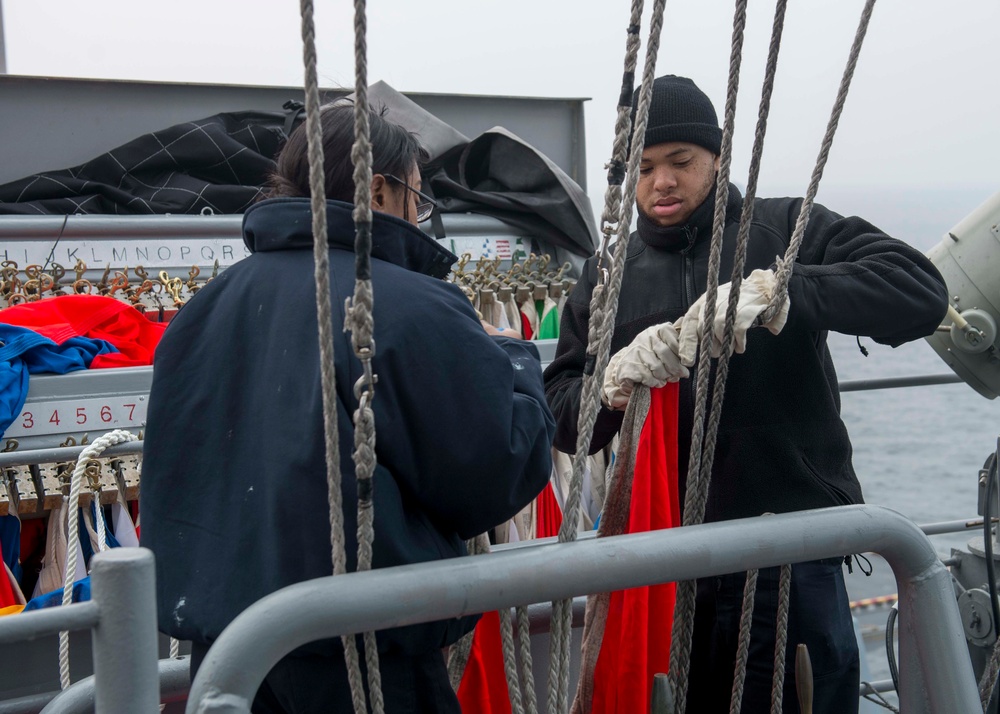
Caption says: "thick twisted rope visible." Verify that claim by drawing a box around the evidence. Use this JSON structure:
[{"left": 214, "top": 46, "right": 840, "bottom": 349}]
[
  {"left": 595, "top": 0, "right": 646, "bottom": 262},
  {"left": 762, "top": 0, "right": 877, "bottom": 323},
  {"left": 446, "top": 533, "right": 528, "bottom": 713},
  {"left": 571, "top": 386, "right": 651, "bottom": 714},
  {"left": 447, "top": 629, "right": 476, "bottom": 691},
  {"left": 979, "top": 634, "right": 1000, "bottom": 711},
  {"left": 548, "top": 3, "right": 668, "bottom": 713},
  {"left": 770, "top": 564, "right": 793, "bottom": 713},
  {"left": 59, "top": 429, "right": 137, "bottom": 690},
  {"left": 516, "top": 605, "right": 538, "bottom": 714},
  {"left": 671, "top": 0, "right": 880, "bottom": 705},
  {"left": 698, "top": 0, "right": 787, "bottom": 503},
  {"left": 446, "top": 535, "right": 486, "bottom": 691},
  {"left": 669, "top": 3, "right": 749, "bottom": 707},
  {"left": 344, "top": 0, "right": 384, "bottom": 709},
  {"left": 297, "top": 0, "right": 368, "bottom": 710},
  {"left": 498, "top": 607, "right": 527, "bottom": 714},
  {"left": 729, "top": 568, "right": 759, "bottom": 714},
  {"left": 91, "top": 473, "right": 109, "bottom": 553}
]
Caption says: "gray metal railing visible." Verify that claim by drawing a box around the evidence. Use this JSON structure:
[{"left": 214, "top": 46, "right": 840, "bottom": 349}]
[
  {"left": 0, "top": 549, "right": 159, "bottom": 714},
  {"left": 187, "top": 504, "right": 979, "bottom": 714}
]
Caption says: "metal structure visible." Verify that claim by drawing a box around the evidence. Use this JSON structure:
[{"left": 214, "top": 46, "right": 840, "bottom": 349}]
[
  {"left": 0, "top": 75, "right": 588, "bottom": 190},
  {"left": 0, "top": 549, "right": 159, "bottom": 713},
  {"left": 0, "top": 1, "right": 6, "bottom": 75},
  {"left": 187, "top": 505, "right": 979, "bottom": 714},
  {"left": 0, "top": 507, "right": 991, "bottom": 711}
]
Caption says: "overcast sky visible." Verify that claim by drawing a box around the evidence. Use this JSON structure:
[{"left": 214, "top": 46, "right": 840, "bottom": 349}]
[{"left": 4, "top": 0, "right": 998, "bottom": 215}]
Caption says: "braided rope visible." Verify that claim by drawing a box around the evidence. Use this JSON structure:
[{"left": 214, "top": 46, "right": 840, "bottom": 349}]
[
  {"left": 516, "top": 605, "right": 538, "bottom": 714},
  {"left": 345, "top": 0, "right": 384, "bottom": 708},
  {"left": 669, "top": 3, "right": 749, "bottom": 707},
  {"left": 979, "top": 633, "right": 1000, "bottom": 710},
  {"left": 763, "top": 0, "right": 877, "bottom": 323},
  {"left": 353, "top": 400, "right": 384, "bottom": 714},
  {"left": 595, "top": 0, "right": 645, "bottom": 262},
  {"left": 296, "top": 1, "right": 367, "bottom": 710},
  {"left": 169, "top": 637, "right": 180, "bottom": 659},
  {"left": 446, "top": 533, "right": 529, "bottom": 714},
  {"left": 729, "top": 569, "right": 759, "bottom": 714},
  {"left": 770, "top": 564, "right": 793, "bottom": 714},
  {"left": 548, "top": 4, "right": 668, "bottom": 712},
  {"left": 447, "top": 626, "right": 476, "bottom": 691},
  {"left": 499, "top": 607, "right": 527, "bottom": 714},
  {"left": 92, "top": 482, "right": 108, "bottom": 553},
  {"left": 698, "top": 0, "right": 787, "bottom": 500},
  {"left": 59, "top": 429, "right": 137, "bottom": 690},
  {"left": 571, "top": 386, "right": 651, "bottom": 714}
]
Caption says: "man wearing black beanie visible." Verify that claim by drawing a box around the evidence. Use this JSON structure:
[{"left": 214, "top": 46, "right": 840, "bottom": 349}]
[{"left": 544, "top": 75, "right": 949, "bottom": 713}]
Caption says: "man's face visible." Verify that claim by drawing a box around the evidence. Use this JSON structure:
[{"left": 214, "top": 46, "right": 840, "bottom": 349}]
[{"left": 636, "top": 142, "right": 719, "bottom": 228}]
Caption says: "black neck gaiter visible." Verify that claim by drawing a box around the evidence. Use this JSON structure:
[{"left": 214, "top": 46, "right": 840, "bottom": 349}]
[{"left": 636, "top": 182, "right": 719, "bottom": 252}]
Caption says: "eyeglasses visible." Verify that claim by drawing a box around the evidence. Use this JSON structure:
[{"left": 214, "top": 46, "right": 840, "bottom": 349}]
[{"left": 384, "top": 174, "right": 437, "bottom": 223}]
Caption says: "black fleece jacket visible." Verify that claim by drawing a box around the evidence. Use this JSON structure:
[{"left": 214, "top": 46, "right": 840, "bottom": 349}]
[{"left": 544, "top": 185, "right": 948, "bottom": 522}]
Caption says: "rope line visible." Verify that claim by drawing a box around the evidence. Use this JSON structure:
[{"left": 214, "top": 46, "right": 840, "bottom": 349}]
[
  {"left": 979, "top": 634, "right": 1000, "bottom": 711},
  {"left": 729, "top": 569, "right": 759, "bottom": 713},
  {"left": 549, "top": 2, "right": 668, "bottom": 711},
  {"left": 595, "top": 2, "right": 646, "bottom": 271},
  {"left": 345, "top": 0, "right": 385, "bottom": 709},
  {"left": 763, "top": 0, "right": 877, "bottom": 323},
  {"left": 499, "top": 607, "right": 527, "bottom": 714},
  {"left": 447, "top": 533, "right": 530, "bottom": 714},
  {"left": 771, "top": 563, "right": 793, "bottom": 714},
  {"left": 671, "top": 0, "right": 877, "bottom": 706},
  {"left": 571, "top": 386, "right": 651, "bottom": 714},
  {"left": 516, "top": 605, "right": 539, "bottom": 714},
  {"left": 59, "top": 429, "right": 137, "bottom": 690},
  {"left": 547, "top": 0, "right": 648, "bottom": 704},
  {"left": 300, "top": 0, "right": 381, "bottom": 714},
  {"left": 669, "top": 2, "right": 749, "bottom": 706},
  {"left": 447, "top": 629, "right": 476, "bottom": 692}
]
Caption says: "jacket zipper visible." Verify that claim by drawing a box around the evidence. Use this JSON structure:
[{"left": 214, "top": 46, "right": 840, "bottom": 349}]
[{"left": 680, "top": 227, "right": 699, "bottom": 460}]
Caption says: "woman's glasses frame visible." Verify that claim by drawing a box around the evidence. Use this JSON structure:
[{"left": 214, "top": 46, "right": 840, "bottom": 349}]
[{"left": 384, "top": 174, "right": 437, "bottom": 223}]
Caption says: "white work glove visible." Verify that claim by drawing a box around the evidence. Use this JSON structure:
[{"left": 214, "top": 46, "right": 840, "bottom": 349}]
[
  {"left": 677, "top": 268, "right": 791, "bottom": 366},
  {"left": 602, "top": 322, "right": 689, "bottom": 410}
]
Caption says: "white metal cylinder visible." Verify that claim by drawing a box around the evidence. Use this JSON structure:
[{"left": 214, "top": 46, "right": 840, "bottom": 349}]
[{"left": 924, "top": 189, "right": 1000, "bottom": 398}]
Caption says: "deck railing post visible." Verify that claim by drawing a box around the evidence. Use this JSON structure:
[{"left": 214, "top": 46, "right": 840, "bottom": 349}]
[{"left": 89, "top": 548, "right": 160, "bottom": 713}]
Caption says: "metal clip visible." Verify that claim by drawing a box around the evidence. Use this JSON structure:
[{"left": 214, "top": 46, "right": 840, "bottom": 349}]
[
  {"left": 73, "top": 259, "right": 88, "bottom": 283},
  {"left": 352, "top": 344, "right": 378, "bottom": 402}
]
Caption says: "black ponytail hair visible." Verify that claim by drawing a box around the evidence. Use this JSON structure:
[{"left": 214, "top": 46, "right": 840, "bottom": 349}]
[{"left": 268, "top": 102, "right": 425, "bottom": 202}]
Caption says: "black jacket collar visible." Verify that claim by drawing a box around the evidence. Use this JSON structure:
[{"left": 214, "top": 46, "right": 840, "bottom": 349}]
[
  {"left": 242, "top": 197, "right": 457, "bottom": 279},
  {"left": 636, "top": 182, "right": 744, "bottom": 252}
]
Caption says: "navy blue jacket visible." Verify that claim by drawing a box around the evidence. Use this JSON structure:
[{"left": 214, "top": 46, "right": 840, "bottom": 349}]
[
  {"left": 142, "top": 198, "right": 555, "bottom": 655},
  {"left": 545, "top": 186, "right": 948, "bottom": 522}
]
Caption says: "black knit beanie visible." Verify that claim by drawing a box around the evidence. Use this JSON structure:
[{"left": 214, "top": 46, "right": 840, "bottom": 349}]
[{"left": 633, "top": 75, "right": 721, "bottom": 155}]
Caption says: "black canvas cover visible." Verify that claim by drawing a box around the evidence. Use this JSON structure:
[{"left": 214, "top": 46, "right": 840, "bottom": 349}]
[
  {"left": 339, "top": 83, "right": 598, "bottom": 258},
  {"left": 427, "top": 126, "right": 598, "bottom": 257},
  {"left": 0, "top": 83, "right": 597, "bottom": 258},
  {"left": 0, "top": 111, "right": 287, "bottom": 215}
]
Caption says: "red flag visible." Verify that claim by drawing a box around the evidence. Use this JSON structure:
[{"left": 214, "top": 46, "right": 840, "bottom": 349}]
[
  {"left": 591, "top": 383, "right": 680, "bottom": 712},
  {"left": 457, "top": 611, "right": 513, "bottom": 714},
  {"left": 536, "top": 481, "right": 563, "bottom": 539},
  {"left": 458, "top": 481, "right": 562, "bottom": 712}
]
